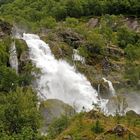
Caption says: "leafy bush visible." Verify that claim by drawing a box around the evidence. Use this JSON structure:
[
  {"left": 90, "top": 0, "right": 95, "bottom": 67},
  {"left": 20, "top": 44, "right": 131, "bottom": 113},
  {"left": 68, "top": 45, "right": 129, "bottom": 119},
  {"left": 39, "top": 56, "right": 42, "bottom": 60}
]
[
  {"left": 1, "top": 0, "right": 139, "bottom": 27},
  {"left": 91, "top": 120, "right": 104, "bottom": 134},
  {"left": 47, "top": 115, "right": 70, "bottom": 139},
  {"left": 125, "top": 44, "right": 140, "bottom": 61},
  {"left": 0, "top": 87, "right": 41, "bottom": 139},
  {"left": 117, "top": 27, "right": 139, "bottom": 49},
  {"left": 65, "top": 17, "right": 79, "bottom": 27},
  {"left": 40, "top": 16, "right": 56, "bottom": 29},
  {"left": 125, "top": 64, "right": 140, "bottom": 86},
  {"left": 0, "top": 66, "right": 19, "bottom": 92},
  {"left": 0, "top": 37, "right": 11, "bottom": 65}
]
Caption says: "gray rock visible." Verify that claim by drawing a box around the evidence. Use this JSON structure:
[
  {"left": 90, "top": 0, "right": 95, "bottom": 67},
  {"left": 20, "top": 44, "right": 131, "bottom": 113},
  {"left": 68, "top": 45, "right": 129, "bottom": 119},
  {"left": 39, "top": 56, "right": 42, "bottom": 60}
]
[
  {"left": 87, "top": 18, "right": 99, "bottom": 28},
  {"left": 59, "top": 29, "right": 84, "bottom": 49}
]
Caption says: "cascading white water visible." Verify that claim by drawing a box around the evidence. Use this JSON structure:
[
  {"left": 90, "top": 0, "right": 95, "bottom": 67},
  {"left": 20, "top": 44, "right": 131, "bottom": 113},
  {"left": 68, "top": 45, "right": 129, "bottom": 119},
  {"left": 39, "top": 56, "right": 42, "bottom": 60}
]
[
  {"left": 23, "top": 33, "right": 100, "bottom": 112},
  {"left": 72, "top": 49, "right": 85, "bottom": 64},
  {"left": 103, "top": 78, "right": 116, "bottom": 96},
  {"left": 9, "top": 41, "right": 18, "bottom": 73}
]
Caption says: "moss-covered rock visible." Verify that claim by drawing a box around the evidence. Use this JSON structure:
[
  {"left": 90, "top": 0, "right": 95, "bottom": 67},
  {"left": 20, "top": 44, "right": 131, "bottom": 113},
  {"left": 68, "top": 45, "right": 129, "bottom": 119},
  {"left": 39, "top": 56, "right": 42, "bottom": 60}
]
[{"left": 40, "top": 99, "right": 75, "bottom": 133}]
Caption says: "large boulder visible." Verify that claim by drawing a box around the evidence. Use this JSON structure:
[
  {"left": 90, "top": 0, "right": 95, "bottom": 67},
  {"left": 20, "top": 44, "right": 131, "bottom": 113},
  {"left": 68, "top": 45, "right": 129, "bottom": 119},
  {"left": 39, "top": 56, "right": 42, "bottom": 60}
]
[
  {"left": 87, "top": 18, "right": 99, "bottom": 28},
  {"left": 40, "top": 99, "right": 75, "bottom": 133}
]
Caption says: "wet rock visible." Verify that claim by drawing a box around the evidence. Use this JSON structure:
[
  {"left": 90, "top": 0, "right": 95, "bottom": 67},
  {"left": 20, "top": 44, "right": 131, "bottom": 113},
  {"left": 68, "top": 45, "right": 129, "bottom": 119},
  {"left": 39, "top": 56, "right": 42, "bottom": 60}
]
[
  {"left": 106, "top": 95, "right": 128, "bottom": 115},
  {"left": 99, "top": 81, "right": 110, "bottom": 99},
  {"left": 87, "top": 18, "right": 99, "bottom": 28}
]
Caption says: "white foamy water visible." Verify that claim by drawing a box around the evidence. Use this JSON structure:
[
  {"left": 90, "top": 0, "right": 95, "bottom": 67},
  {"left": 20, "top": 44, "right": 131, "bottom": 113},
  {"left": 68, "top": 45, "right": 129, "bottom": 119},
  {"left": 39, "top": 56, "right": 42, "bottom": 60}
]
[
  {"left": 103, "top": 78, "right": 116, "bottom": 96},
  {"left": 23, "top": 33, "right": 100, "bottom": 112},
  {"left": 72, "top": 49, "right": 85, "bottom": 64},
  {"left": 9, "top": 41, "right": 18, "bottom": 73}
]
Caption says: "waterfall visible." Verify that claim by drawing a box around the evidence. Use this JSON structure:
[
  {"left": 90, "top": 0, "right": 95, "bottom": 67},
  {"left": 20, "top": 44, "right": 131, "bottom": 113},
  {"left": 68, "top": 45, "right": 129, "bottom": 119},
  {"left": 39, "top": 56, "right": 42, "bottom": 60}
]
[
  {"left": 103, "top": 78, "right": 116, "bottom": 96},
  {"left": 72, "top": 49, "right": 85, "bottom": 64},
  {"left": 9, "top": 41, "right": 18, "bottom": 73},
  {"left": 23, "top": 33, "right": 101, "bottom": 112}
]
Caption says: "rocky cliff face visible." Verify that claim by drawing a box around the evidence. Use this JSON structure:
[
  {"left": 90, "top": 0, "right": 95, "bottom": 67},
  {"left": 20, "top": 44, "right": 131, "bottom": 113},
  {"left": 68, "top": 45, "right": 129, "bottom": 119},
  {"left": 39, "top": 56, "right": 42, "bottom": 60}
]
[{"left": 41, "top": 16, "right": 140, "bottom": 97}]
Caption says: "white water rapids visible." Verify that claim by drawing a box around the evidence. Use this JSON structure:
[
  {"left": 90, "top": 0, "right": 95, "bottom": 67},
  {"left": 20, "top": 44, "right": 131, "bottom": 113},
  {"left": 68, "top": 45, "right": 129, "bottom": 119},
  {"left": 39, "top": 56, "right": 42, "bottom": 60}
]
[{"left": 23, "top": 33, "right": 102, "bottom": 112}]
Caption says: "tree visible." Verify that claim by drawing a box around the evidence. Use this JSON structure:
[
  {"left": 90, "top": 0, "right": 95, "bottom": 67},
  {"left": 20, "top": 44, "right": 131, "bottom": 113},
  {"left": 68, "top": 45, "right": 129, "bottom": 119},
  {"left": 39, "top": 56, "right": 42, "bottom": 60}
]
[
  {"left": 0, "top": 66, "right": 19, "bottom": 92},
  {"left": 0, "top": 87, "right": 42, "bottom": 139}
]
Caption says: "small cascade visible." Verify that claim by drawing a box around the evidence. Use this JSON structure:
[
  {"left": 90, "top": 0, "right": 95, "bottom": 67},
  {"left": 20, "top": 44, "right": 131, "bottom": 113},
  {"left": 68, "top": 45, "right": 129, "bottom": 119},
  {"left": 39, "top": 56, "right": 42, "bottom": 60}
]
[
  {"left": 72, "top": 49, "right": 85, "bottom": 64},
  {"left": 23, "top": 33, "right": 102, "bottom": 112},
  {"left": 9, "top": 41, "right": 18, "bottom": 73},
  {"left": 102, "top": 78, "right": 116, "bottom": 96}
]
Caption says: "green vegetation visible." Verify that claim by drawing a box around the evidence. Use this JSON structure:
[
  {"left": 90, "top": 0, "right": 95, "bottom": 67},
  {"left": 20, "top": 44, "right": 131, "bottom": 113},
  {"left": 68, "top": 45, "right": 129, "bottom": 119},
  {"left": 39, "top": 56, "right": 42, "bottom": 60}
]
[
  {"left": 0, "top": 87, "right": 42, "bottom": 139},
  {"left": 0, "top": 0, "right": 140, "bottom": 30},
  {"left": 46, "top": 111, "right": 140, "bottom": 140},
  {"left": 91, "top": 120, "right": 104, "bottom": 134},
  {"left": 47, "top": 115, "right": 70, "bottom": 139},
  {"left": 0, "top": 20, "right": 42, "bottom": 139},
  {"left": 0, "top": 0, "right": 140, "bottom": 139}
]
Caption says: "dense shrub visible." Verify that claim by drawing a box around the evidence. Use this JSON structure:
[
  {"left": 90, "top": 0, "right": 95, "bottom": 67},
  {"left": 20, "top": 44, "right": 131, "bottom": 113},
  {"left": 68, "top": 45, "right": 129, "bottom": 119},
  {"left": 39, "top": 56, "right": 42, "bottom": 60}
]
[
  {"left": 0, "top": 0, "right": 139, "bottom": 31},
  {"left": 117, "top": 27, "right": 139, "bottom": 49},
  {"left": 0, "top": 87, "right": 41, "bottom": 139},
  {"left": 91, "top": 120, "right": 104, "bottom": 134},
  {"left": 47, "top": 115, "right": 70, "bottom": 139}
]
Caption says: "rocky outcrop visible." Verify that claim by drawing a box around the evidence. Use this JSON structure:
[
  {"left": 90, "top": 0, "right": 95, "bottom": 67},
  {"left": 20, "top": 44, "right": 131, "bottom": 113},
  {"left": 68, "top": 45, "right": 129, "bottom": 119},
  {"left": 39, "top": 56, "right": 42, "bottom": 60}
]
[
  {"left": 59, "top": 29, "right": 84, "bottom": 49},
  {"left": 124, "top": 17, "right": 140, "bottom": 32},
  {"left": 106, "top": 45, "right": 124, "bottom": 57},
  {"left": 40, "top": 99, "right": 75, "bottom": 133}
]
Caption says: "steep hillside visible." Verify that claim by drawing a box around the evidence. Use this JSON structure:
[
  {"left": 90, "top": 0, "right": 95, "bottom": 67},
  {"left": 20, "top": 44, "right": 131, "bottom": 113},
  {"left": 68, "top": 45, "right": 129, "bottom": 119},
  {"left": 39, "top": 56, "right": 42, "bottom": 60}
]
[{"left": 0, "top": 0, "right": 140, "bottom": 140}]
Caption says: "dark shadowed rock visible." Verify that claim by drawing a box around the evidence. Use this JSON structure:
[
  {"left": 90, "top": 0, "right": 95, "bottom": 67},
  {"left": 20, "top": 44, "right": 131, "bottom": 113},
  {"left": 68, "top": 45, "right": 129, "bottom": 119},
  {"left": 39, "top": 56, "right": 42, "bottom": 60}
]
[
  {"left": 113, "top": 124, "right": 127, "bottom": 136},
  {"left": 59, "top": 29, "right": 84, "bottom": 49},
  {"left": 105, "top": 124, "right": 127, "bottom": 137}
]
